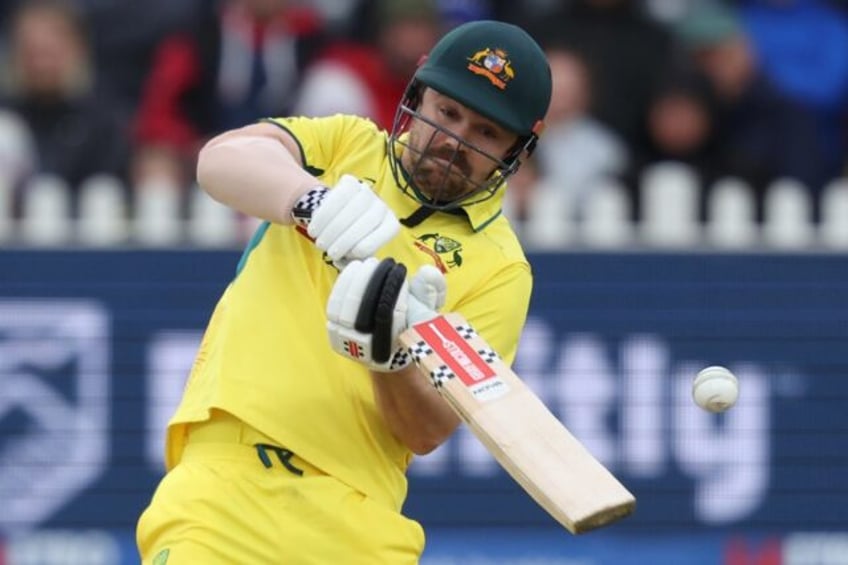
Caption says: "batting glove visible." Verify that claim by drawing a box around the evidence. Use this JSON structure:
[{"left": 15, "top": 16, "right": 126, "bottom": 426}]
[
  {"left": 326, "top": 258, "right": 447, "bottom": 372},
  {"left": 406, "top": 265, "right": 447, "bottom": 326},
  {"left": 292, "top": 175, "right": 400, "bottom": 263}
]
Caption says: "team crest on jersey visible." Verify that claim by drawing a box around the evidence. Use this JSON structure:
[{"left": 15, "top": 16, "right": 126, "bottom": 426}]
[
  {"left": 414, "top": 233, "right": 463, "bottom": 273},
  {"left": 467, "top": 47, "right": 515, "bottom": 90}
]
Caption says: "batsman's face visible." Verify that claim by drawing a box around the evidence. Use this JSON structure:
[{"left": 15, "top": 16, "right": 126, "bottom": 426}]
[{"left": 403, "top": 89, "right": 517, "bottom": 203}]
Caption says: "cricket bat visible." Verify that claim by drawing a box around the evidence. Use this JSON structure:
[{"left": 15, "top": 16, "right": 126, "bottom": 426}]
[{"left": 400, "top": 312, "right": 636, "bottom": 534}]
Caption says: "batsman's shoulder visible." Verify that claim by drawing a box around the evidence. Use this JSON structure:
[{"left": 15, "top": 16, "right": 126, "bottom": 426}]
[
  {"left": 260, "top": 114, "right": 386, "bottom": 165},
  {"left": 335, "top": 114, "right": 385, "bottom": 139},
  {"left": 262, "top": 113, "right": 380, "bottom": 134},
  {"left": 482, "top": 214, "right": 530, "bottom": 266}
]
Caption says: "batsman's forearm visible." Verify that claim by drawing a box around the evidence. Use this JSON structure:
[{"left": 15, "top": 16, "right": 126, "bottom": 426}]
[
  {"left": 371, "top": 364, "right": 461, "bottom": 455},
  {"left": 196, "top": 133, "right": 319, "bottom": 224}
]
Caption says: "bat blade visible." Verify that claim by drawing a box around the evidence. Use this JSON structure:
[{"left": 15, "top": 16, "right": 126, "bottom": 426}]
[{"left": 400, "top": 312, "right": 636, "bottom": 534}]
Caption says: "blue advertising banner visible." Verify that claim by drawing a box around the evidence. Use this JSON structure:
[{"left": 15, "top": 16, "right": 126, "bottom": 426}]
[
  {"left": 1, "top": 250, "right": 846, "bottom": 563},
  {"left": 410, "top": 253, "right": 848, "bottom": 532},
  {"left": 6, "top": 528, "right": 838, "bottom": 565}
]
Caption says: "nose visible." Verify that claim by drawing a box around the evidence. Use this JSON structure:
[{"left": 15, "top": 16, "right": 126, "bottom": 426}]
[{"left": 436, "top": 123, "right": 468, "bottom": 154}]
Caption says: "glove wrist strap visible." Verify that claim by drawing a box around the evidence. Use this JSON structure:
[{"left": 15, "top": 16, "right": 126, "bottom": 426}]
[{"left": 291, "top": 186, "right": 329, "bottom": 228}]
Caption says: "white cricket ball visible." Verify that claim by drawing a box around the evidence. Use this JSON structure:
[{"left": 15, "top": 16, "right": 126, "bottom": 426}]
[{"left": 692, "top": 366, "right": 739, "bottom": 413}]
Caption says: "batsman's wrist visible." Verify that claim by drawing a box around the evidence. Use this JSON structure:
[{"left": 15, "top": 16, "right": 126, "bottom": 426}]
[{"left": 291, "top": 185, "right": 329, "bottom": 228}]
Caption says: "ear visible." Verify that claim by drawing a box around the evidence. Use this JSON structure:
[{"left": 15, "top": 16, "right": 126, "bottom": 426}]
[{"left": 411, "top": 83, "right": 426, "bottom": 110}]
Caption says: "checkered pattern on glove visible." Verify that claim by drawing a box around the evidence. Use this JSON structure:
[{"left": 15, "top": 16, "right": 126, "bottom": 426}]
[{"left": 291, "top": 186, "right": 329, "bottom": 228}]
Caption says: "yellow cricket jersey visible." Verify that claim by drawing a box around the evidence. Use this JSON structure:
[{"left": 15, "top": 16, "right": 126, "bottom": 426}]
[{"left": 166, "top": 114, "right": 533, "bottom": 512}]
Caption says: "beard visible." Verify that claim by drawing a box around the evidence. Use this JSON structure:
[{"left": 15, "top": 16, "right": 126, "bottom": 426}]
[{"left": 404, "top": 130, "right": 477, "bottom": 203}]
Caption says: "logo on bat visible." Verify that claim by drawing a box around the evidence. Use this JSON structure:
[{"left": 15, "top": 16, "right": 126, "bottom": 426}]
[
  {"left": 429, "top": 324, "right": 488, "bottom": 382},
  {"left": 467, "top": 47, "right": 515, "bottom": 90},
  {"left": 415, "top": 316, "right": 509, "bottom": 402}
]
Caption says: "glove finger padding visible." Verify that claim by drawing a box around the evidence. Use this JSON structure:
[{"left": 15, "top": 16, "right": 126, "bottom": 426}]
[
  {"left": 371, "top": 262, "right": 407, "bottom": 363},
  {"left": 329, "top": 257, "right": 379, "bottom": 328},
  {"left": 407, "top": 265, "right": 447, "bottom": 326},
  {"left": 326, "top": 258, "right": 410, "bottom": 371},
  {"left": 349, "top": 210, "right": 400, "bottom": 259},
  {"left": 307, "top": 175, "right": 400, "bottom": 262},
  {"left": 354, "top": 257, "right": 397, "bottom": 333},
  {"left": 329, "top": 205, "right": 391, "bottom": 261},
  {"left": 317, "top": 189, "right": 376, "bottom": 259},
  {"left": 307, "top": 175, "right": 360, "bottom": 239}
]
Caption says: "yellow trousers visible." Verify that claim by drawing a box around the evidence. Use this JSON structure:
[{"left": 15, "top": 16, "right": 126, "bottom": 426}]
[{"left": 137, "top": 411, "right": 425, "bottom": 564}]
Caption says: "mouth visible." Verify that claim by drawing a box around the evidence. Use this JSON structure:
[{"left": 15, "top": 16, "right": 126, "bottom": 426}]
[
  {"left": 423, "top": 153, "right": 471, "bottom": 178},
  {"left": 428, "top": 155, "right": 453, "bottom": 168}
]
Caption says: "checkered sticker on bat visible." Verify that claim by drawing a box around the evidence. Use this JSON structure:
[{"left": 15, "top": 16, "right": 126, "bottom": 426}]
[
  {"left": 454, "top": 324, "right": 476, "bottom": 340},
  {"left": 429, "top": 365, "right": 454, "bottom": 388},
  {"left": 388, "top": 349, "right": 412, "bottom": 371},
  {"left": 477, "top": 348, "right": 499, "bottom": 364},
  {"left": 410, "top": 340, "right": 434, "bottom": 363}
]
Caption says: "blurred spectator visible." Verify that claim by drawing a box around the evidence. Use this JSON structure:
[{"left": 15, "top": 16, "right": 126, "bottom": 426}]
[
  {"left": 132, "top": 0, "right": 326, "bottom": 188},
  {"left": 502, "top": 152, "right": 548, "bottom": 240},
  {"left": 1, "top": 0, "right": 199, "bottom": 122},
  {"left": 78, "top": 0, "right": 202, "bottom": 121},
  {"left": 0, "top": 109, "right": 36, "bottom": 201},
  {"left": 623, "top": 66, "right": 723, "bottom": 221},
  {"left": 308, "top": 0, "right": 365, "bottom": 34},
  {"left": 435, "top": 0, "right": 493, "bottom": 29},
  {"left": 738, "top": 0, "right": 848, "bottom": 182},
  {"left": 675, "top": 0, "right": 832, "bottom": 219},
  {"left": 532, "top": 47, "right": 628, "bottom": 219},
  {"left": 528, "top": 0, "right": 675, "bottom": 149},
  {"left": 292, "top": 0, "right": 440, "bottom": 131},
  {"left": 0, "top": 2, "right": 15, "bottom": 59},
  {"left": 643, "top": 0, "right": 702, "bottom": 25},
  {"left": 0, "top": 0, "right": 130, "bottom": 215}
]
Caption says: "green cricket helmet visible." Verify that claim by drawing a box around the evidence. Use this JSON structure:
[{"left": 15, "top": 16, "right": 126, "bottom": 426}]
[{"left": 389, "top": 20, "right": 552, "bottom": 211}]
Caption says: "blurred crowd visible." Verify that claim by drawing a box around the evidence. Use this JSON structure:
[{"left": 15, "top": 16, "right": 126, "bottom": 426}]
[{"left": 0, "top": 0, "right": 847, "bottom": 230}]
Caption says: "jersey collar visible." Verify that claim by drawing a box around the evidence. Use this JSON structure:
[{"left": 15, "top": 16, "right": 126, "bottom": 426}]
[
  {"left": 390, "top": 138, "right": 505, "bottom": 232},
  {"left": 461, "top": 188, "right": 504, "bottom": 232}
]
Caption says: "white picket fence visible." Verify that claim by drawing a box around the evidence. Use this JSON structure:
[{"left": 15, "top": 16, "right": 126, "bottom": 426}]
[
  {"left": 2, "top": 162, "right": 848, "bottom": 251},
  {"left": 515, "top": 162, "right": 848, "bottom": 252},
  {"left": 1, "top": 173, "right": 261, "bottom": 248}
]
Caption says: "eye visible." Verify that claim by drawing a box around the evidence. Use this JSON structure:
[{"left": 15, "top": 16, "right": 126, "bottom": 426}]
[
  {"left": 479, "top": 125, "right": 499, "bottom": 140},
  {"left": 439, "top": 105, "right": 458, "bottom": 120}
]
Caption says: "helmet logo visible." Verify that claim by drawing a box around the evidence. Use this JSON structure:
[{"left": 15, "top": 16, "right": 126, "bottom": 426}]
[{"left": 467, "top": 48, "right": 515, "bottom": 90}]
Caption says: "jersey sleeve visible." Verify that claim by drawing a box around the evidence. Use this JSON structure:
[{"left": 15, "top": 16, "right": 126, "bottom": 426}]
[
  {"left": 264, "top": 114, "right": 382, "bottom": 180},
  {"left": 453, "top": 262, "right": 533, "bottom": 366}
]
